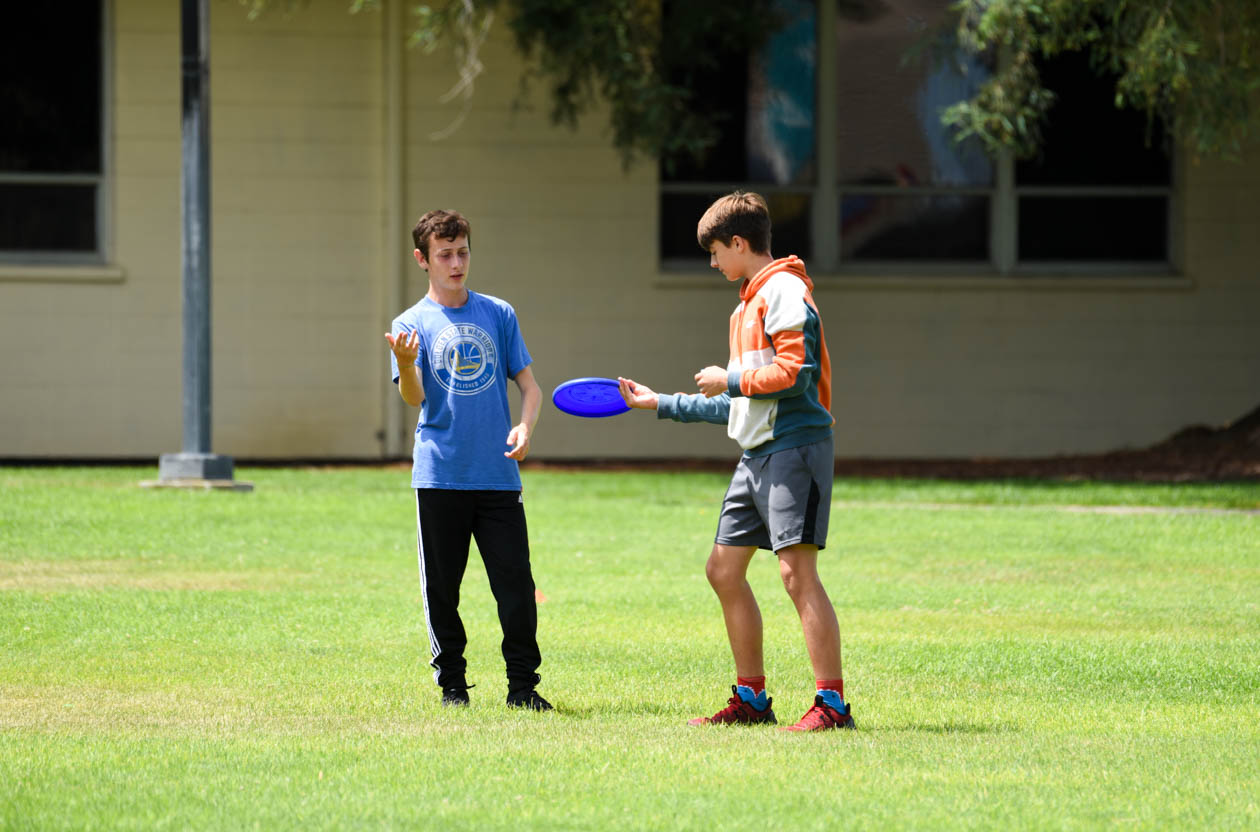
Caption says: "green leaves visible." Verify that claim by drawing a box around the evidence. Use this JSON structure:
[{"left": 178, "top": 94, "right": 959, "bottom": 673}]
[
  {"left": 241, "top": 0, "right": 1257, "bottom": 164},
  {"left": 501, "top": 0, "right": 777, "bottom": 168},
  {"left": 949, "top": 0, "right": 1260, "bottom": 160}
]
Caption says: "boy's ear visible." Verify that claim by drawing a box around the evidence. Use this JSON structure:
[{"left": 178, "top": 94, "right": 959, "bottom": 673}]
[
  {"left": 413, "top": 248, "right": 428, "bottom": 270},
  {"left": 730, "top": 235, "right": 747, "bottom": 254}
]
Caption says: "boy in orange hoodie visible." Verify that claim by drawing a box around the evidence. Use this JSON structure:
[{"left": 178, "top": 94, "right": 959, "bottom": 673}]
[{"left": 618, "top": 191, "right": 853, "bottom": 731}]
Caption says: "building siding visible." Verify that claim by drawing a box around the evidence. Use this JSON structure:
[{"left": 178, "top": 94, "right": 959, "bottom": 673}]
[{"left": 0, "top": 0, "right": 1256, "bottom": 462}]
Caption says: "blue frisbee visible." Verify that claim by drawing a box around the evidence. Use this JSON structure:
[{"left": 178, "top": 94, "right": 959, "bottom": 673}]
[{"left": 552, "top": 377, "right": 630, "bottom": 418}]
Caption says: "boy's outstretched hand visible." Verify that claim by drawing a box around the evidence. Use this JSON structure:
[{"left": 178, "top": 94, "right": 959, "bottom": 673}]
[
  {"left": 618, "top": 377, "right": 659, "bottom": 410},
  {"left": 384, "top": 329, "right": 420, "bottom": 365}
]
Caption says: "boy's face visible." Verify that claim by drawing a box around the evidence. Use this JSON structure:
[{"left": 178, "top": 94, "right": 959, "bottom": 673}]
[
  {"left": 708, "top": 238, "right": 744, "bottom": 282},
  {"left": 415, "top": 233, "right": 470, "bottom": 293}
]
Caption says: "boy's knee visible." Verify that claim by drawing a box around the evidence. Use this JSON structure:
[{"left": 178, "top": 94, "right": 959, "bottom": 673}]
[
  {"left": 705, "top": 546, "right": 746, "bottom": 592},
  {"left": 704, "top": 554, "right": 730, "bottom": 589},
  {"left": 777, "top": 546, "right": 820, "bottom": 597},
  {"left": 778, "top": 562, "right": 802, "bottom": 597}
]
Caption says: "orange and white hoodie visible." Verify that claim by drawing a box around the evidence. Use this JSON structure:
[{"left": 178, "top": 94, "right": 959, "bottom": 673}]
[{"left": 657, "top": 255, "right": 833, "bottom": 456}]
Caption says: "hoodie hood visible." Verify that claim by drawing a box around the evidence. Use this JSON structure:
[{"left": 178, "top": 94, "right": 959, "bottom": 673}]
[{"left": 740, "top": 255, "right": 812, "bottom": 302}]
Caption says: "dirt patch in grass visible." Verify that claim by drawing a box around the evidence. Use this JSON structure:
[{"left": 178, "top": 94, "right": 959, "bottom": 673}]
[{"left": 0, "top": 560, "right": 298, "bottom": 592}]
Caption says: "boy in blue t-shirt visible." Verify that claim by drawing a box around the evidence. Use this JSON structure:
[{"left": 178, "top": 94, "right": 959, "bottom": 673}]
[{"left": 385, "top": 209, "right": 550, "bottom": 711}]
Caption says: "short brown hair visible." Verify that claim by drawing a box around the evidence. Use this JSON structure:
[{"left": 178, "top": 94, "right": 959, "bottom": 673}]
[
  {"left": 412, "top": 209, "right": 471, "bottom": 259},
  {"left": 696, "top": 191, "right": 771, "bottom": 255}
]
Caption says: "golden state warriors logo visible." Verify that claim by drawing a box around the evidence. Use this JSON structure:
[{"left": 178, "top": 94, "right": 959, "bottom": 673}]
[{"left": 432, "top": 324, "right": 497, "bottom": 395}]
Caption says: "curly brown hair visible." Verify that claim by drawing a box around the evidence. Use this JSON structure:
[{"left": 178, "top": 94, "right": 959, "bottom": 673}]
[{"left": 412, "top": 209, "right": 471, "bottom": 259}]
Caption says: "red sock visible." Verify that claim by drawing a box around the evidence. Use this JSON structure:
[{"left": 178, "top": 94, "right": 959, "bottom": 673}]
[
  {"left": 816, "top": 678, "right": 844, "bottom": 699},
  {"left": 737, "top": 676, "right": 766, "bottom": 696}
]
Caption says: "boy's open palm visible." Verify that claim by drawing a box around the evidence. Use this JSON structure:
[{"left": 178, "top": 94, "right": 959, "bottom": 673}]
[{"left": 385, "top": 329, "right": 420, "bottom": 365}]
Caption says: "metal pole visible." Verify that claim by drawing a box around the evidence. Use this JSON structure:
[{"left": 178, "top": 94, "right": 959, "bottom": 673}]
[
  {"left": 157, "top": 0, "right": 239, "bottom": 485},
  {"left": 182, "top": 0, "right": 211, "bottom": 454}
]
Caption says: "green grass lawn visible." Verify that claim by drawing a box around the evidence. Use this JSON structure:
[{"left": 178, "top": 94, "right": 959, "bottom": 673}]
[{"left": 2, "top": 466, "right": 1258, "bottom": 830}]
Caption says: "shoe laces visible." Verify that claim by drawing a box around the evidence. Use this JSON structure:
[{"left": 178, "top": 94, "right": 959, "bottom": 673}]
[
  {"left": 709, "top": 694, "right": 751, "bottom": 722},
  {"left": 706, "top": 685, "right": 769, "bottom": 723},
  {"left": 796, "top": 697, "right": 844, "bottom": 729}
]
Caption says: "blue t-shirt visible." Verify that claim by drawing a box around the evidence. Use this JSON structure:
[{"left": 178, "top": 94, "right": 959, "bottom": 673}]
[{"left": 390, "top": 291, "right": 532, "bottom": 490}]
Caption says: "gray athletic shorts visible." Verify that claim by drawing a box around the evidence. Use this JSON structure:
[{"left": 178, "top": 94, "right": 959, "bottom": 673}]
[{"left": 715, "top": 435, "right": 834, "bottom": 552}]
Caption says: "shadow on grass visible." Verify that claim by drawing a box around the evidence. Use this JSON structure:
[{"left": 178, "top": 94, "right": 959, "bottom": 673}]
[
  {"left": 898, "top": 721, "right": 1019, "bottom": 734},
  {"left": 549, "top": 703, "right": 685, "bottom": 720}
]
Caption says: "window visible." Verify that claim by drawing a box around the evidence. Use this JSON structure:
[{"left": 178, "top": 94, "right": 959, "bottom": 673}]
[
  {"left": 660, "top": 0, "right": 1172, "bottom": 274},
  {"left": 0, "top": 2, "right": 106, "bottom": 262}
]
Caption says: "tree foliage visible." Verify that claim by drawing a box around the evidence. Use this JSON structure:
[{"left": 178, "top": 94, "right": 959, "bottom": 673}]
[
  {"left": 499, "top": 0, "right": 777, "bottom": 167},
  {"left": 945, "top": 0, "right": 1260, "bottom": 160},
  {"left": 393, "top": 0, "right": 780, "bottom": 167},
  {"left": 240, "top": 0, "right": 1259, "bottom": 163}
]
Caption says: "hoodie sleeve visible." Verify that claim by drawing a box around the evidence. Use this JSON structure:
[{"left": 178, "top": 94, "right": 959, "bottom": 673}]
[
  {"left": 735, "top": 274, "right": 815, "bottom": 401},
  {"left": 657, "top": 392, "right": 731, "bottom": 425}
]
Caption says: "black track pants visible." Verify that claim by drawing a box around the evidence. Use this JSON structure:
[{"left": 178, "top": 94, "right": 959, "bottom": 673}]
[{"left": 414, "top": 488, "right": 541, "bottom": 691}]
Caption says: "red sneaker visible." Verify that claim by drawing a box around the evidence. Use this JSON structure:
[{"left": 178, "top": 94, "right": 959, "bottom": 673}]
[
  {"left": 779, "top": 696, "right": 856, "bottom": 732},
  {"left": 687, "top": 686, "right": 777, "bottom": 726}
]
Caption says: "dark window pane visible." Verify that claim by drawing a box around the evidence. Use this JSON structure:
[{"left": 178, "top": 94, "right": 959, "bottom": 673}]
[
  {"left": 1016, "top": 51, "right": 1170, "bottom": 187},
  {"left": 836, "top": 0, "right": 993, "bottom": 187},
  {"left": 661, "top": 191, "right": 812, "bottom": 261},
  {"left": 0, "top": 183, "right": 97, "bottom": 252},
  {"left": 1019, "top": 196, "right": 1167, "bottom": 261},
  {"left": 841, "top": 194, "right": 988, "bottom": 260},
  {"left": 747, "top": 0, "right": 817, "bottom": 185},
  {"left": 0, "top": 2, "right": 102, "bottom": 173},
  {"left": 660, "top": 53, "right": 749, "bottom": 182},
  {"left": 661, "top": 0, "right": 816, "bottom": 185}
]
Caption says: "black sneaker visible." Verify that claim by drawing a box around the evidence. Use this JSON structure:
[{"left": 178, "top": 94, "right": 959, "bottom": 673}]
[
  {"left": 506, "top": 689, "right": 553, "bottom": 711},
  {"left": 441, "top": 685, "right": 472, "bottom": 707}
]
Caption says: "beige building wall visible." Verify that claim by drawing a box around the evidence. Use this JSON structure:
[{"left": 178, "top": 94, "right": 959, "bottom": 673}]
[
  {"left": 1, "top": 0, "right": 386, "bottom": 459},
  {"left": 0, "top": 0, "right": 1256, "bottom": 461}
]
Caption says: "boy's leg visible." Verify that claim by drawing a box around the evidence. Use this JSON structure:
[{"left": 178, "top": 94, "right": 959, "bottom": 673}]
[
  {"left": 761, "top": 437, "right": 839, "bottom": 678},
  {"left": 688, "top": 458, "right": 779, "bottom": 725},
  {"left": 689, "top": 542, "right": 777, "bottom": 725},
  {"left": 415, "top": 489, "right": 475, "bottom": 690},
  {"left": 760, "top": 438, "right": 854, "bottom": 730},
  {"left": 471, "top": 490, "right": 543, "bottom": 696},
  {"left": 712, "top": 455, "right": 776, "bottom": 677},
  {"left": 776, "top": 544, "right": 842, "bottom": 680},
  {"left": 777, "top": 544, "right": 854, "bottom": 731},
  {"left": 705, "top": 543, "right": 763, "bottom": 677}
]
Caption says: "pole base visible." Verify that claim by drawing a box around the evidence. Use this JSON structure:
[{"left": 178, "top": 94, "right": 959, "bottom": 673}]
[
  {"left": 145, "top": 453, "right": 252, "bottom": 491},
  {"left": 159, "top": 452, "right": 235, "bottom": 480}
]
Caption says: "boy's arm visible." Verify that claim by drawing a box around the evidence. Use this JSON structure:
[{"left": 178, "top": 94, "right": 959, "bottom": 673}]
[
  {"left": 619, "top": 376, "right": 729, "bottom": 425},
  {"left": 729, "top": 278, "right": 822, "bottom": 401},
  {"left": 505, "top": 365, "right": 541, "bottom": 460},
  {"left": 385, "top": 329, "right": 424, "bottom": 407},
  {"left": 730, "top": 326, "right": 814, "bottom": 401},
  {"left": 658, "top": 391, "right": 731, "bottom": 425}
]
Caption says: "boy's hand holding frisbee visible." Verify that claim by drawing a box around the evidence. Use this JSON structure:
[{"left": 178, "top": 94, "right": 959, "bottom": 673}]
[{"left": 617, "top": 377, "right": 659, "bottom": 410}]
